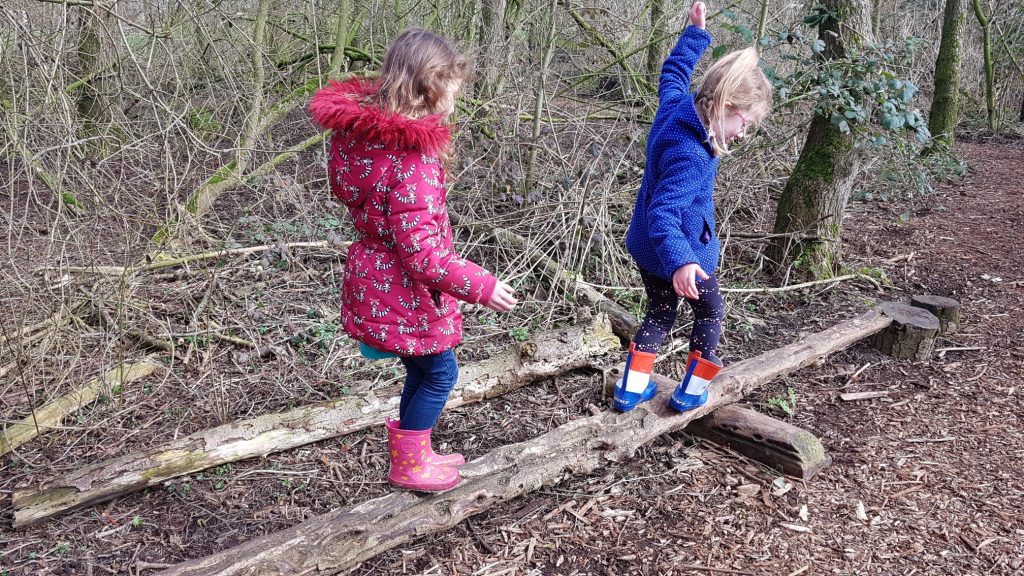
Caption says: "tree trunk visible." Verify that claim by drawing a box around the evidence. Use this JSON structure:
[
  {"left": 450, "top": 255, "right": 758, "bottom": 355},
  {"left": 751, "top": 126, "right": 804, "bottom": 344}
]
[
  {"left": 928, "top": 0, "right": 966, "bottom": 147},
  {"left": 525, "top": 0, "right": 558, "bottom": 194},
  {"left": 328, "top": 0, "right": 352, "bottom": 76},
  {"left": 769, "top": 0, "right": 872, "bottom": 278},
  {"left": 909, "top": 294, "right": 961, "bottom": 334},
  {"left": 971, "top": 0, "right": 996, "bottom": 132},
  {"left": 687, "top": 404, "right": 832, "bottom": 479},
  {"left": 155, "top": 309, "right": 894, "bottom": 576},
  {"left": 394, "top": 0, "right": 406, "bottom": 32},
  {"left": 237, "top": 0, "right": 271, "bottom": 177},
  {"left": 646, "top": 0, "right": 667, "bottom": 76},
  {"left": 476, "top": 0, "right": 507, "bottom": 99},
  {"left": 871, "top": 302, "right": 939, "bottom": 361},
  {"left": 769, "top": 118, "right": 857, "bottom": 277},
  {"left": 871, "top": 0, "right": 882, "bottom": 39},
  {"left": 74, "top": 8, "right": 110, "bottom": 140},
  {"left": 12, "top": 316, "right": 618, "bottom": 527}
]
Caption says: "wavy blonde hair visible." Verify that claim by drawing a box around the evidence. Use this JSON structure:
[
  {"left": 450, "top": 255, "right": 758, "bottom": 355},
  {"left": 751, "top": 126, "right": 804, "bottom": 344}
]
[
  {"left": 695, "top": 47, "right": 773, "bottom": 156},
  {"left": 376, "top": 29, "right": 469, "bottom": 120}
]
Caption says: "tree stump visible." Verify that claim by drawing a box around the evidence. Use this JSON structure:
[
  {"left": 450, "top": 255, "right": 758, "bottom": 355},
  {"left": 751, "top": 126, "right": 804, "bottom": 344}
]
[
  {"left": 910, "top": 294, "right": 961, "bottom": 334},
  {"left": 873, "top": 302, "right": 940, "bottom": 360},
  {"left": 687, "top": 405, "right": 831, "bottom": 479}
]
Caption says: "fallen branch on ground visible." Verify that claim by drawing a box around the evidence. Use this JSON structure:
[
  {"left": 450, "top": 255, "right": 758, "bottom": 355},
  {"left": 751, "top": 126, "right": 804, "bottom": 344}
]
[
  {"left": 1, "top": 358, "right": 161, "bottom": 458},
  {"left": 41, "top": 240, "right": 349, "bottom": 278},
  {"left": 12, "top": 314, "right": 617, "bottom": 527},
  {"left": 720, "top": 273, "right": 880, "bottom": 294},
  {"left": 155, "top": 307, "right": 892, "bottom": 576}
]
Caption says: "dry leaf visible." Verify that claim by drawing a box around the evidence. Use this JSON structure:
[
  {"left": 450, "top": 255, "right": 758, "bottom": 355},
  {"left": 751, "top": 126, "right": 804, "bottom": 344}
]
[
  {"left": 736, "top": 484, "right": 761, "bottom": 497},
  {"left": 780, "top": 523, "right": 811, "bottom": 533},
  {"left": 855, "top": 501, "right": 869, "bottom": 521},
  {"left": 772, "top": 477, "right": 794, "bottom": 497}
]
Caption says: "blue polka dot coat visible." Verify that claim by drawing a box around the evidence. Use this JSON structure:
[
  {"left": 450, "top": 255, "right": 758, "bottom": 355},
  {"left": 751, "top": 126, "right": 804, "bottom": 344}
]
[{"left": 626, "top": 26, "right": 720, "bottom": 281}]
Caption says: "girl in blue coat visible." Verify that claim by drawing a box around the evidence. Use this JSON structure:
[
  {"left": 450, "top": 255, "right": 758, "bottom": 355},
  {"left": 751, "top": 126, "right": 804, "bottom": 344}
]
[{"left": 615, "top": 2, "right": 773, "bottom": 412}]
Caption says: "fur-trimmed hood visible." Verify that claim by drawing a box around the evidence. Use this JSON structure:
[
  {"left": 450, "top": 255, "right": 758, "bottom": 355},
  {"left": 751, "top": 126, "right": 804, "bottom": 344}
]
[{"left": 309, "top": 77, "right": 451, "bottom": 156}]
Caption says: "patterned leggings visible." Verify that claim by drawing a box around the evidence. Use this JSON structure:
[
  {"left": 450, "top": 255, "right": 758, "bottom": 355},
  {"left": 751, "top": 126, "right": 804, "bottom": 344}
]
[{"left": 633, "top": 267, "right": 725, "bottom": 364}]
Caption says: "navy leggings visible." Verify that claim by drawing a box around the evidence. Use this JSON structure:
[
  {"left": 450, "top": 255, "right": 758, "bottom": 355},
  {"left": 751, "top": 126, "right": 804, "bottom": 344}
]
[
  {"left": 633, "top": 267, "right": 725, "bottom": 364},
  {"left": 398, "top": 349, "right": 459, "bottom": 431}
]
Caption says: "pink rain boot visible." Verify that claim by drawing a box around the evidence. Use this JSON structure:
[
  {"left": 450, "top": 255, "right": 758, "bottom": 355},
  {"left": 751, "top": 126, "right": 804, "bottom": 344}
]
[
  {"left": 386, "top": 418, "right": 460, "bottom": 492},
  {"left": 388, "top": 418, "right": 465, "bottom": 466},
  {"left": 428, "top": 445, "right": 466, "bottom": 467}
]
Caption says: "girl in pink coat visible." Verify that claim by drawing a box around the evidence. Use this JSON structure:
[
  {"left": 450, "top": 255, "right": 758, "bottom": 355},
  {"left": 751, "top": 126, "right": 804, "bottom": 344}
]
[{"left": 311, "top": 29, "right": 517, "bottom": 493}]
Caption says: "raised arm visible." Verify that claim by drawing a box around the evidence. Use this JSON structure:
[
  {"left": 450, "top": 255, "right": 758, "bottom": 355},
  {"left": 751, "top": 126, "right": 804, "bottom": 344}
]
[{"left": 659, "top": 2, "right": 712, "bottom": 105}]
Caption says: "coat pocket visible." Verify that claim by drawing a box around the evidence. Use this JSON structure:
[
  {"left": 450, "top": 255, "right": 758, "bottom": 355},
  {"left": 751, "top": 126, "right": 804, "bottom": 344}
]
[{"left": 700, "top": 218, "right": 713, "bottom": 244}]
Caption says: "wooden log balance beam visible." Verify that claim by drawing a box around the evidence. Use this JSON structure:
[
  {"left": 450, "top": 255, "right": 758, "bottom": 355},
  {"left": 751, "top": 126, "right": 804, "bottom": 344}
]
[
  {"left": 11, "top": 314, "right": 618, "bottom": 528},
  {"left": 156, "top": 307, "right": 894, "bottom": 576}
]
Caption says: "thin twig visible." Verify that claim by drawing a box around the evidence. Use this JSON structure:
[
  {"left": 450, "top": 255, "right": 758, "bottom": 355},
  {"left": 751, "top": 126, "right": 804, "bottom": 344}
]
[{"left": 720, "top": 274, "right": 870, "bottom": 294}]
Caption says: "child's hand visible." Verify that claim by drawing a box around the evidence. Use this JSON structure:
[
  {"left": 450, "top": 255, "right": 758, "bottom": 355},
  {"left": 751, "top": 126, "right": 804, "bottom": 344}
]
[
  {"left": 689, "top": 1, "right": 706, "bottom": 29},
  {"left": 485, "top": 280, "right": 518, "bottom": 312},
  {"left": 672, "top": 263, "right": 709, "bottom": 300}
]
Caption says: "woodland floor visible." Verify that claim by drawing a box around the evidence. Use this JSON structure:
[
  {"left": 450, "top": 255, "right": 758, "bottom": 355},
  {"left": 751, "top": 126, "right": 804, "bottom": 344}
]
[{"left": 2, "top": 140, "right": 1023, "bottom": 575}]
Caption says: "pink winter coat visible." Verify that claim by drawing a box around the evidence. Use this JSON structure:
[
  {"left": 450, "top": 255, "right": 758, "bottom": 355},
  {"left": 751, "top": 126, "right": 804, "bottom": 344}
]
[{"left": 310, "top": 78, "right": 497, "bottom": 356}]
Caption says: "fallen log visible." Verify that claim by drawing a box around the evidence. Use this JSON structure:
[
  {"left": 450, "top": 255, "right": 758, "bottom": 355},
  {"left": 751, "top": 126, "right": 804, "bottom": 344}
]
[
  {"left": 687, "top": 405, "right": 831, "bottom": 479},
  {"left": 12, "top": 314, "right": 617, "bottom": 528},
  {"left": 156, "top": 307, "right": 892, "bottom": 576},
  {"left": 1, "top": 358, "right": 161, "bottom": 458}
]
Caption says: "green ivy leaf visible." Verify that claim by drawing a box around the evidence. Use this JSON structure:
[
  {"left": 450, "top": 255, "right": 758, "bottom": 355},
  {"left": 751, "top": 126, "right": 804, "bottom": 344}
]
[
  {"left": 901, "top": 81, "right": 918, "bottom": 102},
  {"left": 915, "top": 125, "right": 931, "bottom": 144},
  {"left": 735, "top": 25, "right": 754, "bottom": 43}
]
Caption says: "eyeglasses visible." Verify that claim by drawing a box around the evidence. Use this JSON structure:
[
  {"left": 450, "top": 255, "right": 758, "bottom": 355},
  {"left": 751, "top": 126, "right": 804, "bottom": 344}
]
[{"left": 735, "top": 110, "right": 751, "bottom": 133}]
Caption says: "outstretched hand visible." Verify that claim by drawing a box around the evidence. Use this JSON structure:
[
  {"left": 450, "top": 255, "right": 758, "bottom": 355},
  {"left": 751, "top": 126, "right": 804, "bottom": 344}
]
[
  {"left": 484, "top": 280, "right": 518, "bottom": 312},
  {"left": 672, "top": 263, "right": 709, "bottom": 300},
  {"left": 689, "top": 1, "right": 706, "bottom": 29}
]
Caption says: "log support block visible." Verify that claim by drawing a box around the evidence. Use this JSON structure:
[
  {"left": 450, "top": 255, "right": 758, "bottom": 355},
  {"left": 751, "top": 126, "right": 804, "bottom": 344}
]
[
  {"left": 688, "top": 405, "right": 831, "bottom": 479},
  {"left": 909, "top": 294, "right": 961, "bottom": 335},
  {"left": 873, "top": 302, "right": 939, "bottom": 361}
]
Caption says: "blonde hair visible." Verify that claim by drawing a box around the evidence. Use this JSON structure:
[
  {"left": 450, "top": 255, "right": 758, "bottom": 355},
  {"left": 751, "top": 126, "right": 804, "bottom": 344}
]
[
  {"left": 695, "top": 47, "right": 773, "bottom": 156},
  {"left": 376, "top": 29, "right": 469, "bottom": 119}
]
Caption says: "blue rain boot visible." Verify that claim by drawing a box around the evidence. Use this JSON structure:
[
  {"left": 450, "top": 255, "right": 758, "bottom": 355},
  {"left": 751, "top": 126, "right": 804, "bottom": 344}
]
[
  {"left": 613, "top": 343, "right": 658, "bottom": 412},
  {"left": 668, "top": 351, "right": 722, "bottom": 412}
]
